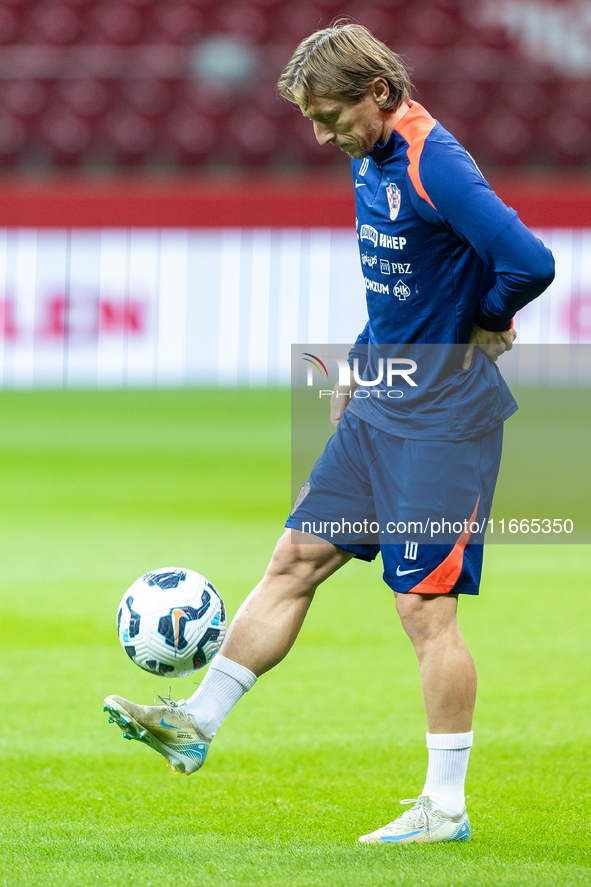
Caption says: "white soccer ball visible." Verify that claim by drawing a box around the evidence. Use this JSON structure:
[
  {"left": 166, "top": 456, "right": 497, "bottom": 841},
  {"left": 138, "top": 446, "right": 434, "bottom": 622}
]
[{"left": 116, "top": 567, "right": 226, "bottom": 678}]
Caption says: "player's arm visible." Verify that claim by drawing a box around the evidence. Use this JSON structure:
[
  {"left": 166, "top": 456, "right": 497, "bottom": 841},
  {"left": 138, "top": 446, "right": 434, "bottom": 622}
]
[
  {"left": 330, "top": 376, "right": 356, "bottom": 428},
  {"left": 329, "top": 324, "right": 369, "bottom": 428},
  {"left": 417, "top": 142, "right": 554, "bottom": 360}
]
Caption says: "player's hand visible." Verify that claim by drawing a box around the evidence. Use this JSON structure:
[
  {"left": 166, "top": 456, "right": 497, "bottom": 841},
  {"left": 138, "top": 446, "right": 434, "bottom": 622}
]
[
  {"left": 330, "top": 381, "right": 357, "bottom": 428},
  {"left": 462, "top": 324, "right": 516, "bottom": 370}
]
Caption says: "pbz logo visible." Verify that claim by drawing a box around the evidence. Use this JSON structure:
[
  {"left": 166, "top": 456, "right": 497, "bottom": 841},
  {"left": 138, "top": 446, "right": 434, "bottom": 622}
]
[{"left": 393, "top": 279, "right": 411, "bottom": 300}]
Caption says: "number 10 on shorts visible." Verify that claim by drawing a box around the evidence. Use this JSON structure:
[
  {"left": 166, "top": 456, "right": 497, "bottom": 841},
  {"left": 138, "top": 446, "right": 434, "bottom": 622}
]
[{"left": 404, "top": 541, "right": 418, "bottom": 560}]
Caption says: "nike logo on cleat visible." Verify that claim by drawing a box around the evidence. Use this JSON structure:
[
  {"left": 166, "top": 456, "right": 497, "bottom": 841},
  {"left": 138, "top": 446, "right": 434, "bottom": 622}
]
[
  {"left": 381, "top": 828, "right": 429, "bottom": 842},
  {"left": 160, "top": 718, "right": 177, "bottom": 729},
  {"left": 396, "top": 566, "right": 423, "bottom": 576}
]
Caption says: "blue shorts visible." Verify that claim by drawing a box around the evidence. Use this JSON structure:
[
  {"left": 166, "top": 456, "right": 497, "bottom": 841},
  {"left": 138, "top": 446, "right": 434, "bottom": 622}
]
[{"left": 286, "top": 410, "right": 503, "bottom": 596}]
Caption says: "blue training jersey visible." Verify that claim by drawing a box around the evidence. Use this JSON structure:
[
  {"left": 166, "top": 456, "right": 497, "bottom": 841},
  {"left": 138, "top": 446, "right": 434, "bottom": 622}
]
[{"left": 346, "top": 101, "right": 555, "bottom": 440}]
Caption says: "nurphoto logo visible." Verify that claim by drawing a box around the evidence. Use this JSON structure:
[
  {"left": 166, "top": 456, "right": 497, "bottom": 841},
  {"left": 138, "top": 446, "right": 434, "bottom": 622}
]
[{"left": 301, "top": 352, "right": 418, "bottom": 389}]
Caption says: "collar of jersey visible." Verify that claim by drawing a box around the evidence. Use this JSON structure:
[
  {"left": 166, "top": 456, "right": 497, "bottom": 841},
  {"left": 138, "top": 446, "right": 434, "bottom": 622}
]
[{"left": 370, "top": 129, "right": 397, "bottom": 165}]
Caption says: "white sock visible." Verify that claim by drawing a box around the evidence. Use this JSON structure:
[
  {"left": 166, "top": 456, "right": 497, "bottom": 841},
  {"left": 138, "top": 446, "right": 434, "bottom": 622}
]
[
  {"left": 421, "top": 731, "right": 473, "bottom": 816},
  {"left": 183, "top": 654, "right": 257, "bottom": 739}
]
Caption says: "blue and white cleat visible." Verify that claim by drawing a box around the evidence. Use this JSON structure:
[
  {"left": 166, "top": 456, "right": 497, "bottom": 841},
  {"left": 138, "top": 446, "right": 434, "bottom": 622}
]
[
  {"left": 104, "top": 692, "right": 211, "bottom": 775},
  {"left": 358, "top": 795, "right": 471, "bottom": 844}
]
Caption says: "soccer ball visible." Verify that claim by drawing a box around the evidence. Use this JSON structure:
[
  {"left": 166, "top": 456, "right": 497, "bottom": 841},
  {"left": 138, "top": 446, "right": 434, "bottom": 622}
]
[{"left": 116, "top": 567, "right": 226, "bottom": 678}]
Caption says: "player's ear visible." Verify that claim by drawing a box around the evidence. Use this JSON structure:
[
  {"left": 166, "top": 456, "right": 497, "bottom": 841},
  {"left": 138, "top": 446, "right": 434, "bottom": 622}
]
[{"left": 371, "top": 78, "right": 390, "bottom": 107}]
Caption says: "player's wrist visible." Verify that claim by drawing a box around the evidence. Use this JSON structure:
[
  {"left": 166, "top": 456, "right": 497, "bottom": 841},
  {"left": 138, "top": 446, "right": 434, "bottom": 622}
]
[{"left": 472, "top": 312, "right": 515, "bottom": 333}]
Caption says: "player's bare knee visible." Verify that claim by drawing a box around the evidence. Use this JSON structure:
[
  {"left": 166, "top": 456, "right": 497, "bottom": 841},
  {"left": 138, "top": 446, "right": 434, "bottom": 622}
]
[
  {"left": 265, "top": 529, "right": 349, "bottom": 587},
  {"left": 396, "top": 592, "right": 458, "bottom": 647},
  {"left": 396, "top": 596, "right": 432, "bottom": 645}
]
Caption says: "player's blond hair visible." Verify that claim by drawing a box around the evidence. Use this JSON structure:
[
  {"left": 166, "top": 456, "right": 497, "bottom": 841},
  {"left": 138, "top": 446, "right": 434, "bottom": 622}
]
[{"left": 277, "top": 22, "right": 412, "bottom": 111}]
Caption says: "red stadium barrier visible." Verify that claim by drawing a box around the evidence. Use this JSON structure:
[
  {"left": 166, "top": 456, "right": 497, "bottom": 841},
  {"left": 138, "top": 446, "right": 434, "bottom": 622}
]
[{"left": 0, "top": 176, "right": 589, "bottom": 228}]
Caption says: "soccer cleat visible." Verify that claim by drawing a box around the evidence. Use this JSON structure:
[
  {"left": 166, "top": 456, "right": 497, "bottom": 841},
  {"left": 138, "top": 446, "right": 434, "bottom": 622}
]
[
  {"left": 103, "top": 691, "right": 211, "bottom": 775},
  {"left": 358, "top": 795, "right": 471, "bottom": 844}
]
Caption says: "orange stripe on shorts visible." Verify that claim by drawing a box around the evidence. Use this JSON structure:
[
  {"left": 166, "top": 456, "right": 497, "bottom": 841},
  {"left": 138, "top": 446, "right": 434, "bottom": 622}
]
[{"left": 409, "top": 496, "right": 481, "bottom": 594}]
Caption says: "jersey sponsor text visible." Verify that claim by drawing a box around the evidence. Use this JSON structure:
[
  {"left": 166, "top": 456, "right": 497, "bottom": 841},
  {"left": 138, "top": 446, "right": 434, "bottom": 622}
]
[
  {"left": 379, "top": 233, "right": 407, "bottom": 249},
  {"left": 360, "top": 225, "right": 378, "bottom": 247},
  {"left": 365, "top": 277, "right": 389, "bottom": 294},
  {"left": 362, "top": 253, "right": 378, "bottom": 268},
  {"left": 393, "top": 280, "right": 411, "bottom": 300}
]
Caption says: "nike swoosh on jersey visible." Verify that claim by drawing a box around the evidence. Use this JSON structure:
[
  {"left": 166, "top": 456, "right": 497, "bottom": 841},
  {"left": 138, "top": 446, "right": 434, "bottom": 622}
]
[
  {"left": 396, "top": 566, "right": 424, "bottom": 576},
  {"left": 355, "top": 181, "right": 366, "bottom": 188}
]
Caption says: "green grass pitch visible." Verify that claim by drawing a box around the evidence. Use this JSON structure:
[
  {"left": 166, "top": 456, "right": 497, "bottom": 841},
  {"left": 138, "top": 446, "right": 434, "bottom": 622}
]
[{"left": 0, "top": 388, "right": 589, "bottom": 887}]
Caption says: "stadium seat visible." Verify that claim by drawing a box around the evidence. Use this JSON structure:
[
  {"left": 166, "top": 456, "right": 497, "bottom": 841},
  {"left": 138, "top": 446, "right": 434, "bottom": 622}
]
[
  {"left": 120, "top": 79, "right": 172, "bottom": 117},
  {"left": 0, "top": 0, "right": 587, "bottom": 171},
  {"left": 0, "top": 110, "right": 27, "bottom": 162},
  {"left": 166, "top": 106, "right": 217, "bottom": 164},
  {"left": 212, "top": 3, "right": 270, "bottom": 44},
  {"left": 479, "top": 109, "right": 537, "bottom": 167},
  {"left": 149, "top": 2, "right": 204, "bottom": 44},
  {"left": 545, "top": 112, "right": 591, "bottom": 165},
  {"left": 32, "top": 3, "right": 82, "bottom": 45},
  {"left": 91, "top": 2, "right": 145, "bottom": 45},
  {"left": 423, "top": 80, "right": 490, "bottom": 127},
  {"left": 500, "top": 79, "right": 551, "bottom": 122},
  {"left": 39, "top": 107, "right": 93, "bottom": 164},
  {"left": 340, "top": 4, "right": 398, "bottom": 44},
  {"left": 276, "top": 4, "right": 330, "bottom": 46},
  {"left": 406, "top": 4, "right": 458, "bottom": 50},
  {"left": 0, "top": 3, "right": 19, "bottom": 44},
  {"left": 102, "top": 109, "right": 156, "bottom": 163},
  {"left": 57, "top": 79, "right": 110, "bottom": 118},
  {"left": 1, "top": 79, "right": 47, "bottom": 117},
  {"left": 229, "top": 110, "right": 279, "bottom": 165},
  {"left": 181, "top": 82, "right": 235, "bottom": 127},
  {"left": 560, "top": 79, "right": 591, "bottom": 119}
]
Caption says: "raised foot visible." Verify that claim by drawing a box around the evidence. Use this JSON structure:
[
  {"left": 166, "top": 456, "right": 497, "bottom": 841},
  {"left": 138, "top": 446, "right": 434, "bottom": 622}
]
[{"left": 103, "top": 694, "right": 211, "bottom": 776}]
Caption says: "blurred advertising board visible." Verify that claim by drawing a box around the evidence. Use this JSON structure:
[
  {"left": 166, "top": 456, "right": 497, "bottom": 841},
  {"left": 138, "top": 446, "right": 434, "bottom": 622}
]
[{"left": 0, "top": 181, "right": 589, "bottom": 388}]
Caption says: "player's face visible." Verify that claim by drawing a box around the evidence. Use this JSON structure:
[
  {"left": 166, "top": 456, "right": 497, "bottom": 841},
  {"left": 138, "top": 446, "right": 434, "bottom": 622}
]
[{"left": 302, "top": 90, "right": 385, "bottom": 159}]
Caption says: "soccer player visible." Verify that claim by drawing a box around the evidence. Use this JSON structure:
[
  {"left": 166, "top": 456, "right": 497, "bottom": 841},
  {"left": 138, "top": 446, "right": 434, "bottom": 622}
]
[{"left": 104, "top": 24, "right": 554, "bottom": 844}]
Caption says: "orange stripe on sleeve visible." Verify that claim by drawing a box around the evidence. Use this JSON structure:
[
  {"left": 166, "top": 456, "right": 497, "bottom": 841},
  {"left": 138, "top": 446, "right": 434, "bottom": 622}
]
[
  {"left": 395, "top": 102, "right": 437, "bottom": 211},
  {"left": 408, "top": 496, "right": 481, "bottom": 595}
]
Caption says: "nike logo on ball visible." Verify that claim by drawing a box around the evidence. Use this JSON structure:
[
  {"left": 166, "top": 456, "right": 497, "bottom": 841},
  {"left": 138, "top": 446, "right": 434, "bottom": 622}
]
[{"left": 396, "top": 566, "right": 423, "bottom": 576}]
